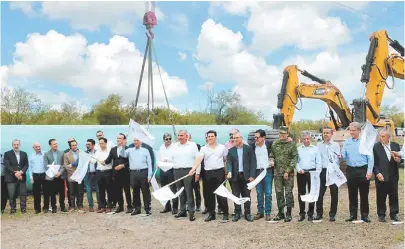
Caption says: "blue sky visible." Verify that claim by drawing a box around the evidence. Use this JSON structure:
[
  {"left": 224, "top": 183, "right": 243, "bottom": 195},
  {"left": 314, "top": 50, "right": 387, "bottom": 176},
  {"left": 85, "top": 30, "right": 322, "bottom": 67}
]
[{"left": 1, "top": 1, "right": 404, "bottom": 122}]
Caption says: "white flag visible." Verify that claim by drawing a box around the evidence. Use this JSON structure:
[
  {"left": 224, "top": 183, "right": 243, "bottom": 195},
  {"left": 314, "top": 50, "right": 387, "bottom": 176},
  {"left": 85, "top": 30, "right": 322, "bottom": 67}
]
[
  {"left": 45, "top": 162, "right": 61, "bottom": 179},
  {"left": 152, "top": 186, "right": 184, "bottom": 203},
  {"left": 300, "top": 171, "right": 321, "bottom": 203},
  {"left": 326, "top": 161, "right": 347, "bottom": 188},
  {"left": 157, "top": 161, "right": 175, "bottom": 172},
  {"left": 214, "top": 184, "right": 250, "bottom": 205},
  {"left": 70, "top": 151, "right": 91, "bottom": 184},
  {"left": 150, "top": 170, "right": 167, "bottom": 207},
  {"left": 247, "top": 168, "right": 267, "bottom": 190},
  {"left": 127, "top": 119, "right": 155, "bottom": 146},
  {"left": 359, "top": 121, "right": 378, "bottom": 156}
]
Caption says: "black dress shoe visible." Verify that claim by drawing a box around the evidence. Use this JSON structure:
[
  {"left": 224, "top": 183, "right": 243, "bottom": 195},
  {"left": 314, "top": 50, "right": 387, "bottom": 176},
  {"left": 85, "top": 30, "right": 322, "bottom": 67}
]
[
  {"left": 204, "top": 214, "right": 216, "bottom": 222},
  {"left": 189, "top": 212, "right": 195, "bottom": 221},
  {"left": 391, "top": 214, "right": 401, "bottom": 222},
  {"left": 126, "top": 208, "right": 133, "bottom": 214},
  {"left": 378, "top": 216, "right": 386, "bottom": 222},
  {"left": 131, "top": 209, "right": 141, "bottom": 216},
  {"left": 52, "top": 209, "right": 57, "bottom": 213},
  {"left": 245, "top": 213, "right": 254, "bottom": 222},
  {"left": 329, "top": 216, "right": 336, "bottom": 222},
  {"left": 61, "top": 208, "right": 68, "bottom": 213},
  {"left": 298, "top": 215, "right": 305, "bottom": 222},
  {"left": 43, "top": 209, "right": 49, "bottom": 214},
  {"left": 284, "top": 213, "right": 292, "bottom": 222},
  {"left": 196, "top": 206, "right": 201, "bottom": 212},
  {"left": 21, "top": 209, "right": 27, "bottom": 214},
  {"left": 145, "top": 210, "right": 152, "bottom": 216},
  {"left": 174, "top": 211, "right": 187, "bottom": 218},
  {"left": 345, "top": 216, "right": 357, "bottom": 222},
  {"left": 313, "top": 215, "right": 323, "bottom": 221},
  {"left": 273, "top": 213, "right": 285, "bottom": 221},
  {"left": 35, "top": 210, "right": 41, "bottom": 214},
  {"left": 361, "top": 216, "right": 371, "bottom": 223},
  {"left": 172, "top": 209, "right": 178, "bottom": 215},
  {"left": 232, "top": 213, "right": 241, "bottom": 222},
  {"left": 160, "top": 208, "right": 171, "bottom": 214},
  {"left": 202, "top": 208, "right": 208, "bottom": 215},
  {"left": 223, "top": 214, "right": 229, "bottom": 221},
  {"left": 308, "top": 216, "right": 313, "bottom": 222},
  {"left": 10, "top": 210, "right": 16, "bottom": 215},
  {"left": 115, "top": 207, "right": 124, "bottom": 213}
]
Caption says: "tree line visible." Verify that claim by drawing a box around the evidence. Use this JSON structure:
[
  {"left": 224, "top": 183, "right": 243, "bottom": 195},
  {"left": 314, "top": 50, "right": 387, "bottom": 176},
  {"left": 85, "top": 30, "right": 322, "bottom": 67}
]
[{"left": 2, "top": 87, "right": 403, "bottom": 138}]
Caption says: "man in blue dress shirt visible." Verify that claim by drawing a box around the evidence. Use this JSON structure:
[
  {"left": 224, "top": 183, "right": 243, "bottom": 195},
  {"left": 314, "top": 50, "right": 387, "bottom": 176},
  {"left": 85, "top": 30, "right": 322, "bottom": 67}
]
[
  {"left": 29, "top": 142, "right": 46, "bottom": 214},
  {"left": 120, "top": 137, "right": 152, "bottom": 216},
  {"left": 341, "top": 122, "right": 374, "bottom": 223}
]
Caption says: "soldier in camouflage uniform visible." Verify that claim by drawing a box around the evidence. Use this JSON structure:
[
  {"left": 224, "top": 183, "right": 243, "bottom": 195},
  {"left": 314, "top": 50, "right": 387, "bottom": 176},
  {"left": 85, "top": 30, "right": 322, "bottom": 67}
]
[{"left": 270, "top": 126, "right": 298, "bottom": 222}]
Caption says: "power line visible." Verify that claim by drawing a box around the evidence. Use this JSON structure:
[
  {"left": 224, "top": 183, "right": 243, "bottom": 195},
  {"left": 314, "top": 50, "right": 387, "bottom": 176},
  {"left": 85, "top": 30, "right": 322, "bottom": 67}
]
[
  {"left": 333, "top": 1, "right": 404, "bottom": 27},
  {"left": 371, "top": 1, "right": 403, "bottom": 15}
]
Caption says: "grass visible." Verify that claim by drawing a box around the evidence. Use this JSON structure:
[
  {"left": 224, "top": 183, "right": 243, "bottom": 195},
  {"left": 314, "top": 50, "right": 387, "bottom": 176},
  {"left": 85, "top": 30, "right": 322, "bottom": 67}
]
[{"left": 400, "top": 168, "right": 404, "bottom": 185}]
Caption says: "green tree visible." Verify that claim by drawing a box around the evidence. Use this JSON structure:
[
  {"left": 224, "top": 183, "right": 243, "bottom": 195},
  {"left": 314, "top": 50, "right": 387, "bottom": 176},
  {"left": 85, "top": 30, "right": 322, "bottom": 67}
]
[{"left": 93, "top": 94, "right": 127, "bottom": 125}]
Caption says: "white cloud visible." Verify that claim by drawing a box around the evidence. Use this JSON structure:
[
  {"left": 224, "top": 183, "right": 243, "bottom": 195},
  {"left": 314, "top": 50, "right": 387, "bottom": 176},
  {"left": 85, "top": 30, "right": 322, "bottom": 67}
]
[
  {"left": 199, "top": 81, "right": 214, "bottom": 91},
  {"left": 5, "top": 30, "right": 188, "bottom": 107},
  {"left": 11, "top": 2, "right": 165, "bottom": 35},
  {"left": 178, "top": 51, "right": 187, "bottom": 61},
  {"left": 172, "top": 13, "right": 189, "bottom": 30},
  {"left": 9, "top": 2, "right": 35, "bottom": 15},
  {"left": 0, "top": 66, "right": 9, "bottom": 88}
]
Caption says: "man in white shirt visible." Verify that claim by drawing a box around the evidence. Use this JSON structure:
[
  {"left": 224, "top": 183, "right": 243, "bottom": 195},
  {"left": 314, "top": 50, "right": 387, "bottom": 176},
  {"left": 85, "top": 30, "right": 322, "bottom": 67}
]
[
  {"left": 95, "top": 130, "right": 115, "bottom": 151},
  {"left": 95, "top": 137, "right": 113, "bottom": 213},
  {"left": 157, "top": 133, "right": 178, "bottom": 214},
  {"left": 189, "top": 130, "right": 229, "bottom": 222},
  {"left": 296, "top": 131, "right": 321, "bottom": 222},
  {"left": 315, "top": 127, "right": 340, "bottom": 222},
  {"left": 168, "top": 130, "right": 199, "bottom": 221}
]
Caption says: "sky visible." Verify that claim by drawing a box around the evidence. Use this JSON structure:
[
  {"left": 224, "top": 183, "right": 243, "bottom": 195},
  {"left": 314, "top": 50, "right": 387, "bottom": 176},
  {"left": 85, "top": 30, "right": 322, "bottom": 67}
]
[{"left": 1, "top": 1, "right": 404, "bottom": 122}]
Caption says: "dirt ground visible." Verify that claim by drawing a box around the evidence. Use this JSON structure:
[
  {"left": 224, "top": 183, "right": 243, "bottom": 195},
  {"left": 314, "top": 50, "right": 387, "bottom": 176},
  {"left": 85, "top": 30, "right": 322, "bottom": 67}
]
[{"left": 1, "top": 179, "right": 404, "bottom": 249}]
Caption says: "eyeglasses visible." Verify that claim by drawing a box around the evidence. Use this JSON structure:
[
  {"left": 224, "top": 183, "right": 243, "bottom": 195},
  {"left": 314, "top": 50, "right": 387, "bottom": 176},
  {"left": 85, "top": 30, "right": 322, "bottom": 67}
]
[
  {"left": 254, "top": 136, "right": 261, "bottom": 139},
  {"left": 165, "top": 138, "right": 172, "bottom": 141}
]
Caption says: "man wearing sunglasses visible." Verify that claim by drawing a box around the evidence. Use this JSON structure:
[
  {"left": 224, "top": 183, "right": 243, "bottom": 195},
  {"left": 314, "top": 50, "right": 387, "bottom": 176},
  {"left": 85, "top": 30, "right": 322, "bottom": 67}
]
[{"left": 157, "top": 133, "right": 178, "bottom": 214}]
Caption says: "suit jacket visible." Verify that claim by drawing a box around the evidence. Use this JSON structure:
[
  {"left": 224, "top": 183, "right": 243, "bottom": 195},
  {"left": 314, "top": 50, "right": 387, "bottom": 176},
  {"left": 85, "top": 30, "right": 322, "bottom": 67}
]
[
  {"left": 43, "top": 149, "right": 66, "bottom": 180},
  {"left": 105, "top": 146, "right": 129, "bottom": 178},
  {"left": 226, "top": 144, "right": 257, "bottom": 182},
  {"left": 129, "top": 143, "right": 155, "bottom": 171},
  {"left": 64, "top": 150, "right": 80, "bottom": 181},
  {"left": 196, "top": 143, "right": 206, "bottom": 177},
  {"left": 373, "top": 142, "right": 400, "bottom": 182},
  {"left": 4, "top": 150, "right": 29, "bottom": 183}
]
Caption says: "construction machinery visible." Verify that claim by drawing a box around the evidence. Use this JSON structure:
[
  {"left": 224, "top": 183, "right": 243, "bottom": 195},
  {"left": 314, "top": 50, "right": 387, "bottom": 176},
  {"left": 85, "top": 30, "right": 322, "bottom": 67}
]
[
  {"left": 248, "top": 65, "right": 352, "bottom": 144},
  {"left": 352, "top": 29, "right": 404, "bottom": 135}
]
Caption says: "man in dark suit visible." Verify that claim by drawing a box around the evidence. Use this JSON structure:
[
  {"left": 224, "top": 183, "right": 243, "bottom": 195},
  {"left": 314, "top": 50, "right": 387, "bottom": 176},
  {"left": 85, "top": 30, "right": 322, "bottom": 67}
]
[
  {"left": 64, "top": 137, "right": 75, "bottom": 209},
  {"left": 1, "top": 154, "right": 8, "bottom": 213},
  {"left": 226, "top": 132, "right": 256, "bottom": 222},
  {"left": 373, "top": 128, "right": 401, "bottom": 222},
  {"left": 4, "top": 139, "right": 29, "bottom": 214},
  {"left": 44, "top": 139, "right": 67, "bottom": 213},
  {"left": 103, "top": 133, "right": 132, "bottom": 213}
]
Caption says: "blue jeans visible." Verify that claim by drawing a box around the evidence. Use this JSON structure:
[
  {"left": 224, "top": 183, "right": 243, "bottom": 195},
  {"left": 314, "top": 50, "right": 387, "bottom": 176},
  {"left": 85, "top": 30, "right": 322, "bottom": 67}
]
[
  {"left": 84, "top": 172, "right": 99, "bottom": 208},
  {"left": 256, "top": 169, "right": 273, "bottom": 215}
]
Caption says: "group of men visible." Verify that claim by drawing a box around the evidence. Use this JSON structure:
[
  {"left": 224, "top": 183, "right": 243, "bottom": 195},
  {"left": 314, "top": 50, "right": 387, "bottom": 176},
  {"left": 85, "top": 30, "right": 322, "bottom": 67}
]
[{"left": 1, "top": 122, "right": 402, "bottom": 224}]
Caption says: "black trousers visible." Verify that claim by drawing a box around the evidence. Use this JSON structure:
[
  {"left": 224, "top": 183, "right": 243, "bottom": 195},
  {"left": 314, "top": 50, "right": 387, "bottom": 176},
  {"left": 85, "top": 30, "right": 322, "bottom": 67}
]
[
  {"left": 160, "top": 169, "right": 178, "bottom": 210},
  {"left": 375, "top": 179, "right": 399, "bottom": 218},
  {"left": 54, "top": 178, "right": 66, "bottom": 209},
  {"left": 230, "top": 173, "right": 251, "bottom": 215},
  {"left": 316, "top": 168, "right": 338, "bottom": 217},
  {"left": 174, "top": 168, "right": 194, "bottom": 213},
  {"left": 66, "top": 179, "right": 72, "bottom": 207},
  {"left": 130, "top": 169, "right": 151, "bottom": 211},
  {"left": 68, "top": 181, "right": 84, "bottom": 208},
  {"left": 7, "top": 181, "right": 27, "bottom": 211},
  {"left": 44, "top": 180, "right": 57, "bottom": 210},
  {"left": 346, "top": 166, "right": 369, "bottom": 218},
  {"left": 97, "top": 170, "right": 113, "bottom": 209},
  {"left": 297, "top": 172, "right": 314, "bottom": 216},
  {"left": 113, "top": 171, "right": 133, "bottom": 209},
  {"left": 205, "top": 168, "right": 228, "bottom": 215},
  {"left": 192, "top": 177, "right": 202, "bottom": 209},
  {"left": 1, "top": 176, "right": 8, "bottom": 211},
  {"left": 32, "top": 173, "right": 46, "bottom": 211}
]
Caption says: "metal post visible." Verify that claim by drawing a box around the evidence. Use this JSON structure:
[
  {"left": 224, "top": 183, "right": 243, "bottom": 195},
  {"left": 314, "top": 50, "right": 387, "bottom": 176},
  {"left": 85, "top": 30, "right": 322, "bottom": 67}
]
[{"left": 134, "top": 38, "right": 150, "bottom": 108}]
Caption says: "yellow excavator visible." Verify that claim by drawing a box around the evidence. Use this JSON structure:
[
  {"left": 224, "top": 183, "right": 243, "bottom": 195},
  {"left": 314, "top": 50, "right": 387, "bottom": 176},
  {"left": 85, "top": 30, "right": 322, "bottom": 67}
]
[
  {"left": 248, "top": 65, "right": 352, "bottom": 144},
  {"left": 352, "top": 29, "right": 404, "bottom": 135}
]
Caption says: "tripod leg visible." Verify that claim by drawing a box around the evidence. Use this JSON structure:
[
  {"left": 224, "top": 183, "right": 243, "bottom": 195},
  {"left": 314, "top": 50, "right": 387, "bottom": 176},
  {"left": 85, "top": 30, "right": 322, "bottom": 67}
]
[
  {"left": 149, "top": 40, "right": 154, "bottom": 110},
  {"left": 134, "top": 38, "right": 150, "bottom": 108}
]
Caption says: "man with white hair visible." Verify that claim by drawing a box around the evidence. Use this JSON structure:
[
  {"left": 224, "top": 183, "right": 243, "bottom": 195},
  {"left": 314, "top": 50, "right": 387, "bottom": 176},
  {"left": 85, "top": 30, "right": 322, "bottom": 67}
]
[
  {"left": 341, "top": 122, "right": 374, "bottom": 223},
  {"left": 373, "top": 128, "right": 401, "bottom": 222},
  {"left": 169, "top": 130, "right": 199, "bottom": 221},
  {"left": 28, "top": 142, "right": 46, "bottom": 214},
  {"left": 296, "top": 131, "right": 321, "bottom": 222}
]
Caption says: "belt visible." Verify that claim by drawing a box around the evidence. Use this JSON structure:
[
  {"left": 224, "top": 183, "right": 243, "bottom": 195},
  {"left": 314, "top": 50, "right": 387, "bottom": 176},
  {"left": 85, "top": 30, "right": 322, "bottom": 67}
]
[
  {"left": 347, "top": 165, "right": 367, "bottom": 168},
  {"left": 174, "top": 168, "right": 192, "bottom": 170},
  {"left": 205, "top": 168, "right": 224, "bottom": 172},
  {"left": 33, "top": 173, "right": 45, "bottom": 176},
  {"left": 130, "top": 168, "right": 147, "bottom": 172},
  {"left": 97, "top": 169, "right": 112, "bottom": 173}
]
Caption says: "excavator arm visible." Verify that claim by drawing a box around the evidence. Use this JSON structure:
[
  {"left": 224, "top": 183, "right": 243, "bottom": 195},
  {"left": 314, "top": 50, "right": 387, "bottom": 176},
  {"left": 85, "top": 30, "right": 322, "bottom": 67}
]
[
  {"left": 273, "top": 65, "right": 352, "bottom": 131},
  {"left": 358, "top": 30, "right": 404, "bottom": 126}
]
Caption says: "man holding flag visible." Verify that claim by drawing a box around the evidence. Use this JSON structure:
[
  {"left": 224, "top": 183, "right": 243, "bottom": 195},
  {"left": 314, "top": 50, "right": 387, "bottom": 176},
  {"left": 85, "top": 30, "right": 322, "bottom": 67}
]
[{"left": 341, "top": 122, "right": 374, "bottom": 223}]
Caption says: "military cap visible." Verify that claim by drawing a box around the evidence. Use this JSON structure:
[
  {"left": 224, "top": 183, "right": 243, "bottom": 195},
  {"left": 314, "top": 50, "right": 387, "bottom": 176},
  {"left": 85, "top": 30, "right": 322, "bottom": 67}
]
[{"left": 279, "top": 126, "right": 288, "bottom": 134}]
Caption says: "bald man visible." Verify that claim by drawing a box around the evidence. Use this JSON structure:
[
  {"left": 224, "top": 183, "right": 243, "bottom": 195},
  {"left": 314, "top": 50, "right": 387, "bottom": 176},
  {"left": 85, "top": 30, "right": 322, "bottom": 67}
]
[{"left": 29, "top": 142, "right": 46, "bottom": 214}]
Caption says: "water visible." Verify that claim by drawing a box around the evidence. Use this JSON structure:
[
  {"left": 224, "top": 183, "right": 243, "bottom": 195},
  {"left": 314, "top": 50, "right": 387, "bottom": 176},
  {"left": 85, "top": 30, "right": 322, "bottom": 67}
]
[{"left": 1, "top": 125, "right": 271, "bottom": 154}]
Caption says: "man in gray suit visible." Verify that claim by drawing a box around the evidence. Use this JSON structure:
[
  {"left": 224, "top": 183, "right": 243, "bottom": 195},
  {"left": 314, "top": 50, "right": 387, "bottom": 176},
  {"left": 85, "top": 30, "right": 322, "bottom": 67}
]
[{"left": 44, "top": 139, "right": 67, "bottom": 212}]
